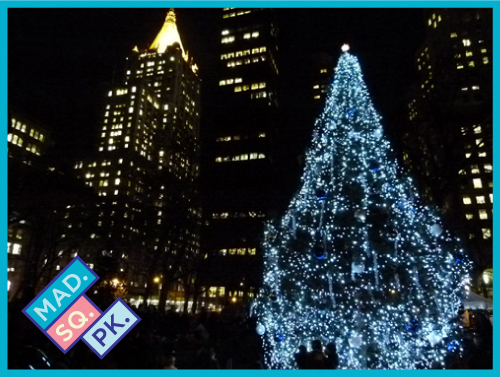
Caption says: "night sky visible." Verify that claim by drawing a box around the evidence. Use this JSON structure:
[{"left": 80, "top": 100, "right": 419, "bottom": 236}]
[{"left": 8, "top": 8, "right": 425, "bottom": 162}]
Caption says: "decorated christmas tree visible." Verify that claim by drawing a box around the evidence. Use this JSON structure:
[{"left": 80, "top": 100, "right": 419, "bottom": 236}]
[{"left": 253, "top": 46, "right": 470, "bottom": 369}]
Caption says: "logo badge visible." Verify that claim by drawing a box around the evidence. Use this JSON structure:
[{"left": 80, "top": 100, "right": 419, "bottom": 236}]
[{"left": 22, "top": 257, "right": 140, "bottom": 358}]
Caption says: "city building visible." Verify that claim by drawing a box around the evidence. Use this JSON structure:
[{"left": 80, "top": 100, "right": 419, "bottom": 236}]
[
  {"left": 8, "top": 109, "right": 52, "bottom": 301},
  {"left": 8, "top": 109, "right": 51, "bottom": 168},
  {"left": 401, "top": 9, "right": 492, "bottom": 296},
  {"left": 200, "top": 8, "right": 280, "bottom": 309},
  {"left": 310, "top": 52, "right": 334, "bottom": 108},
  {"left": 72, "top": 9, "right": 202, "bottom": 309}
]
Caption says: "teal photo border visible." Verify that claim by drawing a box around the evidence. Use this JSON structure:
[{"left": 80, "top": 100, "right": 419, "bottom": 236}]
[{"left": 1, "top": 0, "right": 497, "bottom": 374}]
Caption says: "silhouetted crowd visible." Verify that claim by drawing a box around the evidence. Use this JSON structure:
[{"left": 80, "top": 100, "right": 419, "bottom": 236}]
[
  {"left": 294, "top": 340, "right": 339, "bottom": 369},
  {"left": 8, "top": 301, "right": 264, "bottom": 369},
  {"left": 8, "top": 298, "right": 492, "bottom": 369}
]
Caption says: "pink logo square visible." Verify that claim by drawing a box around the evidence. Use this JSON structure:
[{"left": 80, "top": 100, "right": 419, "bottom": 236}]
[{"left": 47, "top": 296, "right": 101, "bottom": 351}]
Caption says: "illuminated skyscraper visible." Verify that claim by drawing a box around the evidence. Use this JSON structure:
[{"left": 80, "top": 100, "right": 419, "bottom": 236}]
[
  {"left": 201, "top": 8, "right": 280, "bottom": 309},
  {"left": 73, "top": 9, "right": 201, "bottom": 307},
  {"left": 402, "top": 9, "right": 492, "bottom": 296}
]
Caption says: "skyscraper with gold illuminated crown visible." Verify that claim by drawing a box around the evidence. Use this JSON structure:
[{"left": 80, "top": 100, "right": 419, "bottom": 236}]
[{"left": 72, "top": 9, "right": 201, "bottom": 310}]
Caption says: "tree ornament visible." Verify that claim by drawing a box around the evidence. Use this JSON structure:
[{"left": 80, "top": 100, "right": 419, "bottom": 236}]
[
  {"left": 313, "top": 245, "right": 326, "bottom": 260},
  {"left": 274, "top": 333, "right": 284, "bottom": 342},
  {"left": 406, "top": 319, "right": 419, "bottom": 333},
  {"left": 351, "top": 262, "right": 365, "bottom": 274},
  {"left": 426, "top": 331, "right": 442, "bottom": 347},
  {"left": 316, "top": 188, "right": 327, "bottom": 201},
  {"left": 388, "top": 229, "right": 398, "bottom": 240},
  {"left": 374, "top": 128, "right": 382, "bottom": 138},
  {"left": 354, "top": 209, "right": 367, "bottom": 222},
  {"left": 430, "top": 224, "right": 443, "bottom": 237},
  {"left": 447, "top": 340, "right": 461, "bottom": 353},
  {"left": 256, "top": 323, "right": 266, "bottom": 335},
  {"left": 369, "top": 160, "right": 381, "bottom": 172},
  {"left": 349, "top": 334, "right": 362, "bottom": 348}
]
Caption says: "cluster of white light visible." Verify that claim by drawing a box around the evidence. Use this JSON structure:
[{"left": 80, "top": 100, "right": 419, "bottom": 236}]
[{"left": 253, "top": 51, "right": 470, "bottom": 369}]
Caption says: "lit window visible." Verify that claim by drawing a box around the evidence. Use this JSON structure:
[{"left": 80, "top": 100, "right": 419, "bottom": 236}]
[
  {"left": 243, "top": 33, "right": 251, "bottom": 39},
  {"left": 219, "top": 80, "right": 226, "bottom": 86},
  {"left": 482, "top": 228, "right": 491, "bottom": 239},
  {"left": 468, "top": 61, "right": 475, "bottom": 67},
  {"left": 466, "top": 51, "right": 473, "bottom": 57},
  {"left": 474, "top": 125, "right": 482, "bottom": 134},
  {"left": 450, "top": 32, "right": 457, "bottom": 38},
  {"left": 465, "top": 213, "right": 474, "bottom": 220},
  {"left": 248, "top": 248, "right": 256, "bottom": 255},
  {"left": 476, "top": 196, "right": 485, "bottom": 204},
  {"left": 483, "top": 57, "right": 489, "bottom": 64},
  {"left": 465, "top": 153, "right": 471, "bottom": 158},
  {"left": 221, "top": 30, "right": 230, "bottom": 35},
  {"left": 478, "top": 152, "right": 487, "bottom": 157},
  {"left": 463, "top": 196, "right": 472, "bottom": 205},
  {"left": 234, "top": 86, "right": 242, "bottom": 92},
  {"left": 462, "top": 39, "right": 471, "bottom": 46},
  {"left": 222, "top": 36, "right": 235, "bottom": 44},
  {"left": 12, "top": 243, "right": 21, "bottom": 255},
  {"left": 471, "top": 165, "right": 480, "bottom": 174},
  {"left": 457, "top": 64, "right": 464, "bottom": 70},
  {"left": 489, "top": 194, "right": 493, "bottom": 203},
  {"left": 484, "top": 164, "right": 492, "bottom": 173},
  {"left": 220, "top": 249, "right": 227, "bottom": 256},
  {"left": 115, "top": 178, "right": 120, "bottom": 185},
  {"left": 473, "top": 178, "right": 482, "bottom": 188},
  {"left": 479, "top": 210, "right": 488, "bottom": 220}
]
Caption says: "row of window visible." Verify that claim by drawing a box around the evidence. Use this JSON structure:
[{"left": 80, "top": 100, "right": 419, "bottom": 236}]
[
  {"left": 465, "top": 209, "right": 491, "bottom": 220},
  {"left": 8, "top": 134, "right": 42, "bottom": 155},
  {"left": 462, "top": 194, "right": 493, "bottom": 205},
  {"left": 465, "top": 151, "right": 488, "bottom": 158},
  {"left": 471, "top": 178, "right": 492, "bottom": 189},
  {"left": 457, "top": 58, "right": 488, "bottom": 69},
  {"left": 235, "top": 82, "right": 266, "bottom": 92},
  {"left": 219, "top": 77, "right": 243, "bottom": 86},
  {"left": 11, "top": 119, "right": 45, "bottom": 141},
  {"left": 221, "top": 31, "right": 259, "bottom": 44},
  {"left": 219, "top": 247, "right": 257, "bottom": 256},
  {"left": 7, "top": 242, "right": 21, "bottom": 255},
  {"left": 226, "top": 56, "right": 267, "bottom": 67},
  {"left": 215, "top": 153, "right": 266, "bottom": 162},
  {"left": 212, "top": 211, "right": 265, "bottom": 219},
  {"left": 461, "top": 125, "right": 484, "bottom": 135},
  {"left": 460, "top": 164, "right": 492, "bottom": 175},
  {"left": 216, "top": 133, "right": 266, "bottom": 142},
  {"left": 222, "top": 10, "right": 251, "bottom": 18},
  {"left": 221, "top": 47, "right": 267, "bottom": 60},
  {"left": 473, "top": 163, "right": 491, "bottom": 174}
]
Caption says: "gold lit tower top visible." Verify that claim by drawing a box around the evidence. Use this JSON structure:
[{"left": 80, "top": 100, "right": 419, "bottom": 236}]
[{"left": 149, "top": 9, "right": 186, "bottom": 56}]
